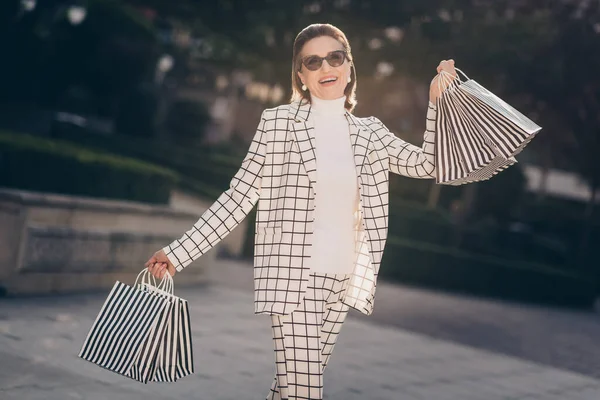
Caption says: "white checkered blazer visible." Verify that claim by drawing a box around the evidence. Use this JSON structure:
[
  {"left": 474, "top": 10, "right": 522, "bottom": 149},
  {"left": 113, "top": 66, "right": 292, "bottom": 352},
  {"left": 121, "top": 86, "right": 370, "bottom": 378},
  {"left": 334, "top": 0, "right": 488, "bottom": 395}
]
[{"left": 164, "top": 100, "right": 437, "bottom": 316}]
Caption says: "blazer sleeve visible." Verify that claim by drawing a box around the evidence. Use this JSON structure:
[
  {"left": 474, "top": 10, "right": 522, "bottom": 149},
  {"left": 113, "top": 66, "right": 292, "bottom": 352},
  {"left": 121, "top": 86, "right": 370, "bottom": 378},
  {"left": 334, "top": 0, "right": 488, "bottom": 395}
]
[
  {"left": 163, "top": 111, "right": 268, "bottom": 272},
  {"left": 376, "top": 102, "right": 437, "bottom": 179}
]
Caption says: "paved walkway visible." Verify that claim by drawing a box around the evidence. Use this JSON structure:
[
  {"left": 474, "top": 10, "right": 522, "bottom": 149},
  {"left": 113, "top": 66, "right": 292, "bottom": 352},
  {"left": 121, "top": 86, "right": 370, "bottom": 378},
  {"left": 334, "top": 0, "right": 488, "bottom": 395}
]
[
  {"left": 1, "top": 265, "right": 600, "bottom": 399},
  {"left": 211, "top": 258, "right": 600, "bottom": 380}
]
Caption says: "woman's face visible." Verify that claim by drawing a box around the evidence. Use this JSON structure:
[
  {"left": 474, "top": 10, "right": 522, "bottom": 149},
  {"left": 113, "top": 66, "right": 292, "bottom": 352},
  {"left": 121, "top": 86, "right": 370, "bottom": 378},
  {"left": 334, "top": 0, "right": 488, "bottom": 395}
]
[{"left": 297, "top": 36, "right": 352, "bottom": 101}]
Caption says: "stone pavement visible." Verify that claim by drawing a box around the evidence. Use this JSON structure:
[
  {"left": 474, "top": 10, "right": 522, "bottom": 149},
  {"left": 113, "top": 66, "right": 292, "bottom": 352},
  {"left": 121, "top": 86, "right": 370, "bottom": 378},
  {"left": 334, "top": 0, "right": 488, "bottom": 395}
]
[
  {"left": 1, "top": 269, "right": 600, "bottom": 399},
  {"left": 209, "top": 258, "right": 600, "bottom": 380}
]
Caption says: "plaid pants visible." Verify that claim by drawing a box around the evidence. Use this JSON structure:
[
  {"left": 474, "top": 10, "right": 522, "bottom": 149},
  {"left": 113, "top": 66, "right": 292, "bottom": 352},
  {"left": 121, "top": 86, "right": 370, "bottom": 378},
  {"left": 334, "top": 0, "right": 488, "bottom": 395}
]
[{"left": 266, "top": 272, "right": 352, "bottom": 400}]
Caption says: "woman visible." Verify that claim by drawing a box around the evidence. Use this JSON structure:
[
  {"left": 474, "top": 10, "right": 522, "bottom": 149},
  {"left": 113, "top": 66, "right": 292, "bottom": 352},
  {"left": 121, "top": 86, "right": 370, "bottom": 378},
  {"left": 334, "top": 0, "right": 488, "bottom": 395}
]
[{"left": 145, "top": 23, "right": 455, "bottom": 400}]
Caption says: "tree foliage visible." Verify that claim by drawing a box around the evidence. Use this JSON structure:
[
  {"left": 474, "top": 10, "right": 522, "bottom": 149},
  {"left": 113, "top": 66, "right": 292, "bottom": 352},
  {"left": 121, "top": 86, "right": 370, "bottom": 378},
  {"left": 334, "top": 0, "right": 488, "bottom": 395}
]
[{"left": 3, "top": 0, "right": 599, "bottom": 198}]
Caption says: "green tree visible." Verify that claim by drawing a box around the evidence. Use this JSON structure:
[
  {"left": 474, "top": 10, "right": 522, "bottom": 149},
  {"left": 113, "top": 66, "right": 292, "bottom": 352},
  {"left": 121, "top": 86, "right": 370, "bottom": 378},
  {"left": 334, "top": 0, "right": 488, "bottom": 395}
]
[
  {"left": 0, "top": 0, "right": 159, "bottom": 116},
  {"left": 166, "top": 99, "right": 211, "bottom": 146}
]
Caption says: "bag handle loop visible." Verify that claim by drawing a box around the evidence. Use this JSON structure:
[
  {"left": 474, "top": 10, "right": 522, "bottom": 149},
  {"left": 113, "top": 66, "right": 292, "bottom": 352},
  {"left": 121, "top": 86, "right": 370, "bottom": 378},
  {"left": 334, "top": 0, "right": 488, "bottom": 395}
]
[
  {"left": 157, "top": 272, "right": 174, "bottom": 296},
  {"left": 436, "top": 67, "right": 470, "bottom": 96},
  {"left": 135, "top": 268, "right": 156, "bottom": 288},
  {"left": 134, "top": 268, "right": 175, "bottom": 296}
]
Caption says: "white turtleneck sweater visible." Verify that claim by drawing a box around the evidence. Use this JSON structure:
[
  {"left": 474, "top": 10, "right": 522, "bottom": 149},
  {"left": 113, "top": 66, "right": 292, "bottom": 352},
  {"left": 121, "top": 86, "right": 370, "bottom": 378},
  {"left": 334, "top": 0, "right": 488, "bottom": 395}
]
[{"left": 309, "top": 95, "right": 360, "bottom": 274}]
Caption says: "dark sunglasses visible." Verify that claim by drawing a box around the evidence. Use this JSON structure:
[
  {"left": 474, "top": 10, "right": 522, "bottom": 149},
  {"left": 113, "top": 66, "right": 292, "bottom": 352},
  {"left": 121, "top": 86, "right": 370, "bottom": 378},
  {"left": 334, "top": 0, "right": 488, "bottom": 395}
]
[{"left": 300, "top": 50, "right": 349, "bottom": 71}]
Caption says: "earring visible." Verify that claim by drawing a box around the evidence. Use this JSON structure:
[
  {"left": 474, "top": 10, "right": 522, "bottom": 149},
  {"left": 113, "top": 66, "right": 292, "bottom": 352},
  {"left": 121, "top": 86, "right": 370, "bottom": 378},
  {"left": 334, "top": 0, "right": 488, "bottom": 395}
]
[
  {"left": 347, "top": 76, "right": 352, "bottom": 83},
  {"left": 301, "top": 84, "right": 307, "bottom": 91}
]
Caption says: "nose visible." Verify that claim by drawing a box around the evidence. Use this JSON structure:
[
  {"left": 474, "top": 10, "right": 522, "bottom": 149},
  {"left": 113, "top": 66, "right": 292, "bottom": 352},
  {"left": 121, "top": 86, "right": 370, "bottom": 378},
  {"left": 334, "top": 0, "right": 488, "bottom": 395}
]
[{"left": 321, "top": 59, "right": 333, "bottom": 72}]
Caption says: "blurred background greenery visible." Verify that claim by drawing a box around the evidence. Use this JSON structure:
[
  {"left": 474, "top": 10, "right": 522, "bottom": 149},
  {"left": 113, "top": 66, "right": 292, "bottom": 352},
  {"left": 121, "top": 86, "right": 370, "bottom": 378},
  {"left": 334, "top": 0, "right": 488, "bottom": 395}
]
[{"left": 0, "top": 0, "right": 599, "bottom": 306}]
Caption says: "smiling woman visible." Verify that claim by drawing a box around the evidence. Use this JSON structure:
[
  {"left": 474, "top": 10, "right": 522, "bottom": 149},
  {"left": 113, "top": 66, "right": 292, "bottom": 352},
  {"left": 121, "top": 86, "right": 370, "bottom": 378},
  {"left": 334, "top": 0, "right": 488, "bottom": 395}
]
[
  {"left": 297, "top": 39, "right": 352, "bottom": 97},
  {"left": 145, "top": 22, "right": 459, "bottom": 400},
  {"left": 291, "top": 25, "right": 357, "bottom": 110}
]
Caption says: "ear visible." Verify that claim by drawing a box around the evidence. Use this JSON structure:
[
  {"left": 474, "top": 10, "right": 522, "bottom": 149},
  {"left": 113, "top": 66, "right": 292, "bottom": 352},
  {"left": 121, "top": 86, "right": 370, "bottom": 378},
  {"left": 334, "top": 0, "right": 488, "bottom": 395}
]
[{"left": 297, "top": 70, "right": 305, "bottom": 85}]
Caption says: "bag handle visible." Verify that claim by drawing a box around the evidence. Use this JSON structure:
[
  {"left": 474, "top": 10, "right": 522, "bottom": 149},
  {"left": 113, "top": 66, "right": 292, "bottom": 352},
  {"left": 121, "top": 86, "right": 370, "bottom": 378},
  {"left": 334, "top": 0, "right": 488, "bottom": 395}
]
[
  {"left": 454, "top": 67, "right": 469, "bottom": 81},
  {"left": 436, "top": 67, "right": 470, "bottom": 95},
  {"left": 134, "top": 268, "right": 174, "bottom": 296},
  {"left": 156, "top": 272, "right": 174, "bottom": 296},
  {"left": 437, "top": 70, "right": 459, "bottom": 95},
  {"left": 135, "top": 268, "right": 156, "bottom": 288}
]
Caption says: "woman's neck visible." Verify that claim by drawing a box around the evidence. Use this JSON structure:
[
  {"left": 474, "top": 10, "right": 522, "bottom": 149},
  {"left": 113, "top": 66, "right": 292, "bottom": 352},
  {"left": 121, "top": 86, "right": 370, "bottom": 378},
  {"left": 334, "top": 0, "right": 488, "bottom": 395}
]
[{"left": 310, "top": 95, "right": 346, "bottom": 116}]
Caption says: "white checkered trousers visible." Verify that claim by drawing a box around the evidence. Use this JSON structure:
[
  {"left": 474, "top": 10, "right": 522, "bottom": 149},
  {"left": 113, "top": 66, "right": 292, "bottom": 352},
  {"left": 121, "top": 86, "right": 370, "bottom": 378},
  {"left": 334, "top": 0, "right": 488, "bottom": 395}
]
[
  {"left": 266, "top": 272, "right": 352, "bottom": 400},
  {"left": 163, "top": 100, "right": 438, "bottom": 317}
]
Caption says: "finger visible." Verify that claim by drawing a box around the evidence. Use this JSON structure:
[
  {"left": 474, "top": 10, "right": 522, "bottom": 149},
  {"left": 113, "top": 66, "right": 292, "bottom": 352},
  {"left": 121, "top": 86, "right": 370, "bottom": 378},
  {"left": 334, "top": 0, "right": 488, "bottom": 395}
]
[
  {"left": 145, "top": 256, "right": 157, "bottom": 269},
  {"left": 150, "top": 262, "right": 161, "bottom": 276},
  {"left": 154, "top": 264, "right": 164, "bottom": 279}
]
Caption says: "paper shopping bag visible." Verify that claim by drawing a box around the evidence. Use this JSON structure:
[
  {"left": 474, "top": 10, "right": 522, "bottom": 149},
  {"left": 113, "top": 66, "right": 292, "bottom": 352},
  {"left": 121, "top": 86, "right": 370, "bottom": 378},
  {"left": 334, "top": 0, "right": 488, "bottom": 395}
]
[
  {"left": 434, "top": 69, "right": 541, "bottom": 185},
  {"left": 140, "top": 283, "right": 195, "bottom": 382},
  {"left": 78, "top": 274, "right": 173, "bottom": 383}
]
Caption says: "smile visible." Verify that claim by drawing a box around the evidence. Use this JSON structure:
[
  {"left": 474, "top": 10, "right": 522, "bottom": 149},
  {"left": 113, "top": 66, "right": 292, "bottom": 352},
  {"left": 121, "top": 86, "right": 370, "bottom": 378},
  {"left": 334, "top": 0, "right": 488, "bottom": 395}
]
[{"left": 319, "top": 76, "right": 338, "bottom": 85}]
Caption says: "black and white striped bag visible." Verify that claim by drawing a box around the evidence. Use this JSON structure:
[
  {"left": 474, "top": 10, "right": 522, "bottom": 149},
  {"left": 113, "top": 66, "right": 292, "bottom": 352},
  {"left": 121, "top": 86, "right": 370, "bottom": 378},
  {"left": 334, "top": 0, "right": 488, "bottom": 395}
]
[
  {"left": 434, "top": 69, "right": 542, "bottom": 186},
  {"left": 139, "top": 277, "right": 194, "bottom": 382},
  {"left": 79, "top": 270, "right": 193, "bottom": 384}
]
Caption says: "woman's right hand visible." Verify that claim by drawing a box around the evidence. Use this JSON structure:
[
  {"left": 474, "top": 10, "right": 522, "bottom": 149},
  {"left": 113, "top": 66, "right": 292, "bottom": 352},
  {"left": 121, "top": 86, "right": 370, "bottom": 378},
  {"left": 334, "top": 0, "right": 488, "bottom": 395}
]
[{"left": 145, "top": 249, "right": 176, "bottom": 279}]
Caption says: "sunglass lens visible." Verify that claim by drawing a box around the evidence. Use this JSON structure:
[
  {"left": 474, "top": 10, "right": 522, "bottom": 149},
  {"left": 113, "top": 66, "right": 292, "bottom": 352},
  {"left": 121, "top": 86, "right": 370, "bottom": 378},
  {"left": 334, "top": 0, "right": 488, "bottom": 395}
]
[
  {"left": 327, "top": 51, "right": 345, "bottom": 67},
  {"left": 305, "top": 56, "right": 322, "bottom": 71}
]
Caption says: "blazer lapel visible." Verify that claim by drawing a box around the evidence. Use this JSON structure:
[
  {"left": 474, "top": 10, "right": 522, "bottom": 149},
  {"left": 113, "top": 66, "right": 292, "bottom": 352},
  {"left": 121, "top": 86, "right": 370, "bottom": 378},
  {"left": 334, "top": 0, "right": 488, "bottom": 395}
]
[
  {"left": 289, "top": 101, "right": 318, "bottom": 190},
  {"left": 346, "top": 112, "right": 373, "bottom": 180}
]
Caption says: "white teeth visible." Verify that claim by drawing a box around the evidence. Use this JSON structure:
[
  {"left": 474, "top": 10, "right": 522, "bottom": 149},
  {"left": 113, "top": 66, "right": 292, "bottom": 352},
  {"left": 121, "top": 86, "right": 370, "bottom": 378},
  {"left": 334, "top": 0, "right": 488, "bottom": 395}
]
[{"left": 319, "top": 77, "right": 337, "bottom": 83}]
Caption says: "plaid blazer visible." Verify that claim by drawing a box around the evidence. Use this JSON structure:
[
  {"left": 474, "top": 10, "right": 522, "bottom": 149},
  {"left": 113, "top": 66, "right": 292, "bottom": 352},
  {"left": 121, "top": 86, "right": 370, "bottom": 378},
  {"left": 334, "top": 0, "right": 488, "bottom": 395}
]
[{"left": 164, "top": 100, "right": 437, "bottom": 316}]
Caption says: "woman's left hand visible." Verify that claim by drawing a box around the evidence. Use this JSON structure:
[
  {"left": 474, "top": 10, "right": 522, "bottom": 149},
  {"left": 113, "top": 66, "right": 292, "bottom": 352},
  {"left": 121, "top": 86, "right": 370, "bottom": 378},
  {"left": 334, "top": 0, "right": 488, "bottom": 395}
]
[{"left": 429, "top": 59, "right": 458, "bottom": 103}]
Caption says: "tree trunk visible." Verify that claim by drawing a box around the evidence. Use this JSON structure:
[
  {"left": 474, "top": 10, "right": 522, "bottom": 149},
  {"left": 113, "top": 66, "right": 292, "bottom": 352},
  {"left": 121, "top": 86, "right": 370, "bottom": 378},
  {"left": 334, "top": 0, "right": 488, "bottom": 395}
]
[
  {"left": 584, "top": 186, "right": 598, "bottom": 220},
  {"left": 536, "top": 163, "right": 550, "bottom": 202},
  {"left": 461, "top": 183, "right": 478, "bottom": 220},
  {"left": 427, "top": 181, "right": 442, "bottom": 209},
  {"left": 577, "top": 181, "right": 598, "bottom": 275},
  {"left": 453, "top": 183, "right": 478, "bottom": 248}
]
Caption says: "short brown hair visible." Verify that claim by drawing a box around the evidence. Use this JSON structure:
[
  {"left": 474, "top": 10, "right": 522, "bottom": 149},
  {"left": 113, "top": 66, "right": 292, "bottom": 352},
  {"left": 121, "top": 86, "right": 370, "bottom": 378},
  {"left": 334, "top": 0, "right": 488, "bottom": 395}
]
[{"left": 290, "top": 23, "right": 357, "bottom": 112}]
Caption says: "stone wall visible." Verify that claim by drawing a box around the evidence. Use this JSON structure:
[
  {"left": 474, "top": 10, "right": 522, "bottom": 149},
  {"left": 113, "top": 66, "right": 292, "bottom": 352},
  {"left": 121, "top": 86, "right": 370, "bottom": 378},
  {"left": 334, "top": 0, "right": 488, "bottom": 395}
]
[{"left": 0, "top": 188, "right": 249, "bottom": 295}]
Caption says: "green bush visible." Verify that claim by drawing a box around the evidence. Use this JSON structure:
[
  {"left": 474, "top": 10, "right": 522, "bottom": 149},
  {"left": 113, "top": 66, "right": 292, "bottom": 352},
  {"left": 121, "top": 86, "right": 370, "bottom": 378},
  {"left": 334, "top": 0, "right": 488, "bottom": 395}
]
[
  {"left": 388, "top": 200, "right": 454, "bottom": 246},
  {"left": 50, "top": 125, "right": 239, "bottom": 194},
  {"left": 167, "top": 99, "right": 211, "bottom": 145},
  {"left": 380, "top": 236, "right": 596, "bottom": 308},
  {"left": 471, "top": 163, "right": 527, "bottom": 223},
  {"left": 518, "top": 194, "right": 600, "bottom": 245},
  {"left": 0, "top": 131, "right": 178, "bottom": 204},
  {"left": 389, "top": 174, "right": 432, "bottom": 203}
]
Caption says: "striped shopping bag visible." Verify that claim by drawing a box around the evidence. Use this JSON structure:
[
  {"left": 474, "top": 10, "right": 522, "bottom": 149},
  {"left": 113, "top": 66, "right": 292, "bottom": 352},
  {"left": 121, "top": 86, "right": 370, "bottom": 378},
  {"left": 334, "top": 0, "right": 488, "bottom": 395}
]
[
  {"left": 434, "top": 69, "right": 541, "bottom": 186},
  {"left": 79, "top": 271, "right": 175, "bottom": 383},
  {"left": 139, "top": 281, "right": 194, "bottom": 382}
]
